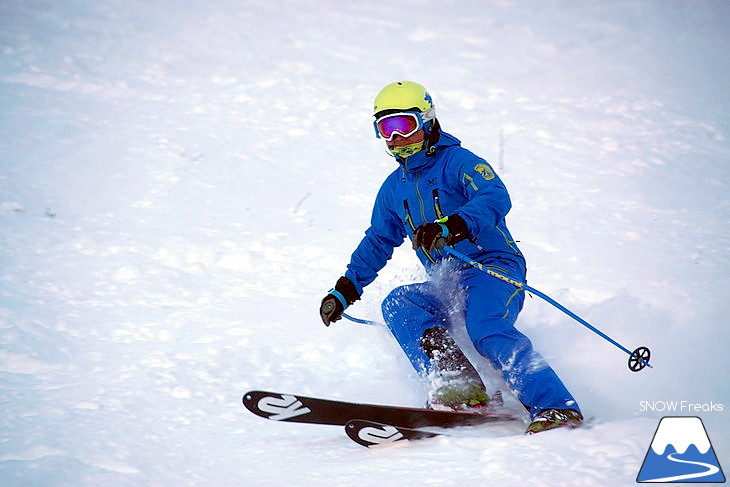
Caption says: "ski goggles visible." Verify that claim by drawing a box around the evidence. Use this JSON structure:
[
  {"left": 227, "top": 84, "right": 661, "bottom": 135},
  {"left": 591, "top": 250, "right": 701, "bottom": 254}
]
[{"left": 373, "top": 109, "right": 435, "bottom": 141}]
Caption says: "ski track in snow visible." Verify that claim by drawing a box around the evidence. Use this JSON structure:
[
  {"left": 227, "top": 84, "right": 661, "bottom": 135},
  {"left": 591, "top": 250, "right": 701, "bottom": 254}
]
[{"left": 1, "top": 0, "right": 728, "bottom": 485}]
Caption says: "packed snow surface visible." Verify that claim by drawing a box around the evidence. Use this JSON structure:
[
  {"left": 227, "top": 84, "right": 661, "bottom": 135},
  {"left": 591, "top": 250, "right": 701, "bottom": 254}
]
[{"left": 1, "top": 1, "right": 728, "bottom": 486}]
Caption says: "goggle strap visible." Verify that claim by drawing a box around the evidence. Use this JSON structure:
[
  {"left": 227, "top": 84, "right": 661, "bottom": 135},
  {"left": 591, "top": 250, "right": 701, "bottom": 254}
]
[{"left": 420, "top": 107, "right": 436, "bottom": 122}]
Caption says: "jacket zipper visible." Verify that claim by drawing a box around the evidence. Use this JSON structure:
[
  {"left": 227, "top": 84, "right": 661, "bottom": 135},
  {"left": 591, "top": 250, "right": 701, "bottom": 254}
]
[
  {"left": 403, "top": 199, "right": 436, "bottom": 263},
  {"left": 414, "top": 172, "right": 428, "bottom": 223},
  {"left": 432, "top": 189, "right": 444, "bottom": 220}
]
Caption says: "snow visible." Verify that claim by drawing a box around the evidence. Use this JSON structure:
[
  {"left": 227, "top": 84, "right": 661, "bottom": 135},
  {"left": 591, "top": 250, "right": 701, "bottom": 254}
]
[{"left": 1, "top": 0, "right": 728, "bottom": 485}]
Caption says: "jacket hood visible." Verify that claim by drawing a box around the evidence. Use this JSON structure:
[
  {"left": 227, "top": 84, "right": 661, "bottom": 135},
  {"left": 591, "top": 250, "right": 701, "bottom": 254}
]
[{"left": 396, "top": 130, "right": 461, "bottom": 172}]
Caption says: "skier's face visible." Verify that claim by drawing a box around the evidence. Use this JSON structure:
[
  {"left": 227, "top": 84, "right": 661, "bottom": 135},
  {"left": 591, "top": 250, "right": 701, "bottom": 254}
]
[{"left": 387, "top": 129, "right": 425, "bottom": 149}]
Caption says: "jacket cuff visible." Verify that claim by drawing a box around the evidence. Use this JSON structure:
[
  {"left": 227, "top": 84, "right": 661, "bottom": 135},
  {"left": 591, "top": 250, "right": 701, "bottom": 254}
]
[{"left": 335, "top": 276, "right": 361, "bottom": 306}]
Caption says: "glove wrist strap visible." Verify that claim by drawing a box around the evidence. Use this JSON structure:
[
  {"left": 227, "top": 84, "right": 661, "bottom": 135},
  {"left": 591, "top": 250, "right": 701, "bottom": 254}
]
[{"left": 328, "top": 288, "right": 349, "bottom": 310}]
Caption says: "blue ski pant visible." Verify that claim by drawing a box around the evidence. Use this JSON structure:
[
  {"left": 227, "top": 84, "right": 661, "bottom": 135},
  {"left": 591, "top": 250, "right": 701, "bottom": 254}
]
[{"left": 381, "top": 264, "right": 580, "bottom": 418}]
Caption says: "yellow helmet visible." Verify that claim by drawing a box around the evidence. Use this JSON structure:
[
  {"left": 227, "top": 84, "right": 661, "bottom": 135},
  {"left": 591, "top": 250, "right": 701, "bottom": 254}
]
[{"left": 373, "top": 81, "right": 435, "bottom": 118}]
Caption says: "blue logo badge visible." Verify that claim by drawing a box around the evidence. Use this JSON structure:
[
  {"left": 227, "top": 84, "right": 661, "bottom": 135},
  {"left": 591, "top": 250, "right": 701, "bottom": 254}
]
[{"left": 637, "top": 416, "right": 725, "bottom": 483}]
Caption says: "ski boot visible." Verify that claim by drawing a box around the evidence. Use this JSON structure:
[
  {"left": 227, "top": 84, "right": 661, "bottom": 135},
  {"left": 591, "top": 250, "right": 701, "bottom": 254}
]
[
  {"left": 525, "top": 408, "right": 583, "bottom": 434},
  {"left": 428, "top": 380, "right": 490, "bottom": 411},
  {"left": 420, "top": 326, "right": 490, "bottom": 411}
]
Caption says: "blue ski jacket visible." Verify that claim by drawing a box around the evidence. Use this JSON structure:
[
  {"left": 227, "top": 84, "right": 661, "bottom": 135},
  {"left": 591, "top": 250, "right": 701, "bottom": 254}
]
[{"left": 345, "top": 130, "right": 526, "bottom": 295}]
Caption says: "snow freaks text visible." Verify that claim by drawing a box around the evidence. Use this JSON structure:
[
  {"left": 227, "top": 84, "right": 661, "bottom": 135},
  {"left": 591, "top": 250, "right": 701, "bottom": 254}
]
[{"left": 639, "top": 401, "right": 724, "bottom": 413}]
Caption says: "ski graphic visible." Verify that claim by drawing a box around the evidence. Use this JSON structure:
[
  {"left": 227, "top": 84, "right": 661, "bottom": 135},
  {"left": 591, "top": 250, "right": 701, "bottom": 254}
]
[{"left": 345, "top": 419, "right": 440, "bottom": 447}]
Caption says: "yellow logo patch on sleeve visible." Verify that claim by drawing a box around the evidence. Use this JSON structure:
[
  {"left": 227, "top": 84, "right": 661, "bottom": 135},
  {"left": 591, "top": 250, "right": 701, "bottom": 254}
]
[{"left": 474, "top": 163, "right": 495, "bottom": 181}]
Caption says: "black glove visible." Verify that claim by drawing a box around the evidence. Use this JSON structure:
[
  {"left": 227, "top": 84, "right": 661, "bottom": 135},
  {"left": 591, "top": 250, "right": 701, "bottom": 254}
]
[
  {"left": 412, "top": 214, "right": 470, "bottom": 251},
  {"left": 320, "top": 276, "right": 360, "bottom": 326}
]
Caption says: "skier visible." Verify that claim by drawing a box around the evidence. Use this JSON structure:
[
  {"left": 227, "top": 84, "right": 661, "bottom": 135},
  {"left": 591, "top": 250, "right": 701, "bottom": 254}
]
[{"left": 320, "top": 81, "right": 582, "bottom": 434}]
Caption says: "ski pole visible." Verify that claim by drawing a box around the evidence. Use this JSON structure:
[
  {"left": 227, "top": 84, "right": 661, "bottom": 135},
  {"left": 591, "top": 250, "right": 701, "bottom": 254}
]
[
  {"left": 320, "top": 297, "right": 383, "bottom": 327},
  {"left": 442, "top": 245, "right": 652, "bottom": 372},
  {"left": 342, "top": 313, "right": 383, "bottom": 327}
]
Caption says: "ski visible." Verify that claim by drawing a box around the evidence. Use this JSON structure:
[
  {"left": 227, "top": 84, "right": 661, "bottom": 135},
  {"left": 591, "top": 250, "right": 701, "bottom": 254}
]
[
  {"left": 345, "top": 419, "right": 441, "bottom": 447},
  {"left": 243, "top": 390, "right": 519, "bottom": 429}
]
